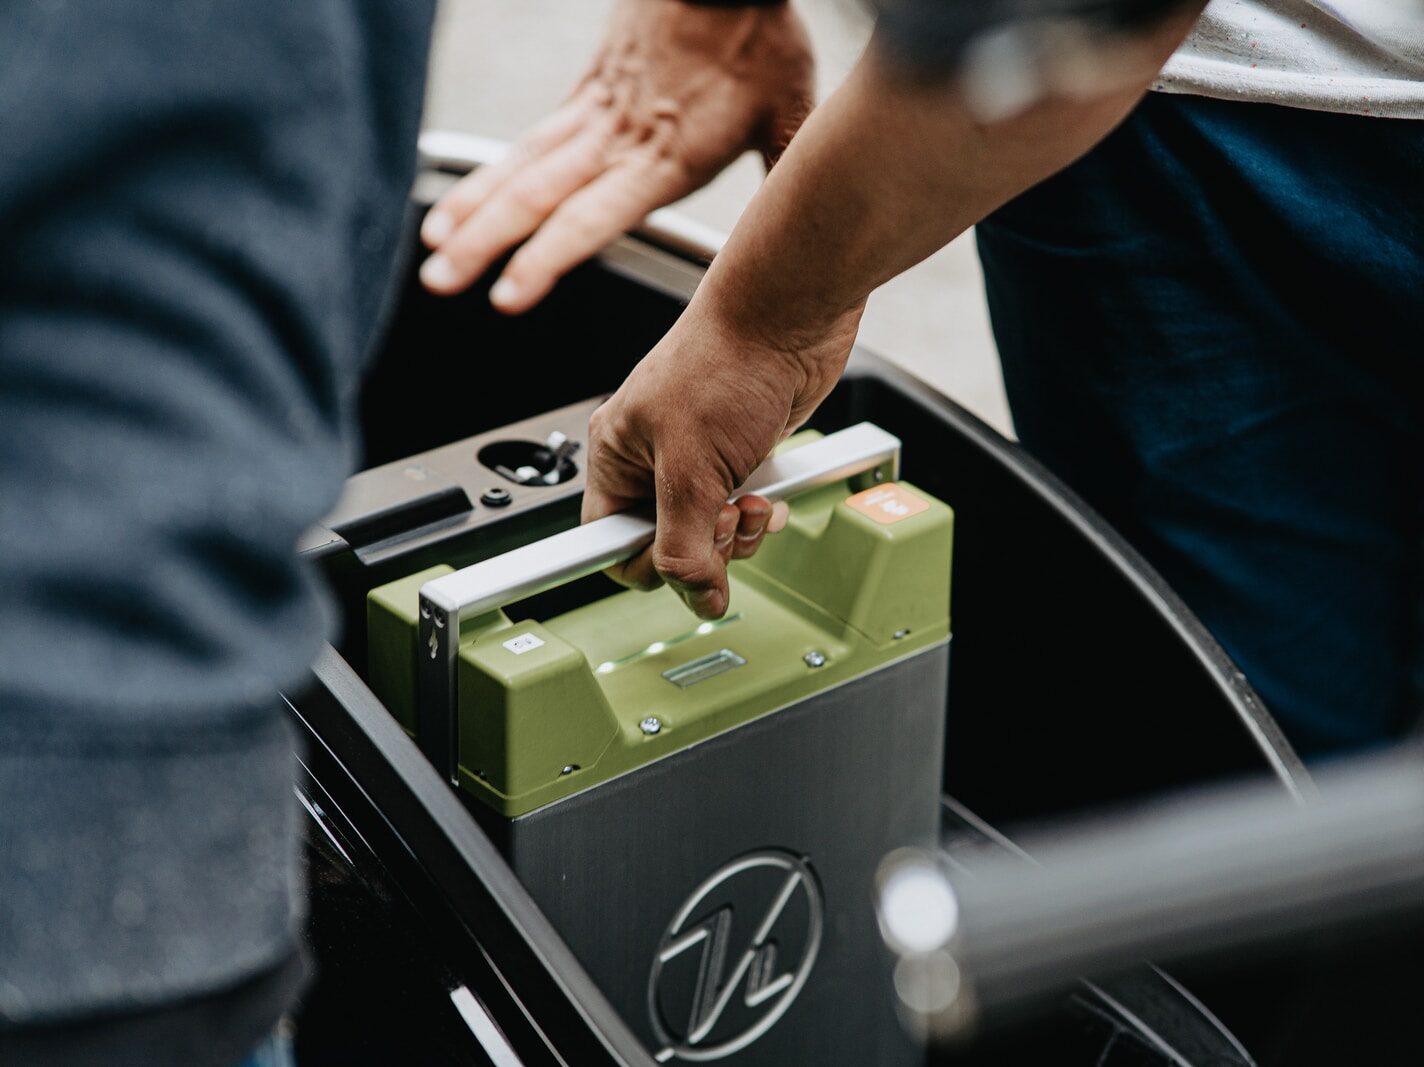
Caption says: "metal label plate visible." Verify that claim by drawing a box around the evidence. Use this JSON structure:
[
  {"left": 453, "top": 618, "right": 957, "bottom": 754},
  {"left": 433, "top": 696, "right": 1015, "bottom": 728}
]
[{"left": 662, "top": 649, "right": 747, "bottom": 689}]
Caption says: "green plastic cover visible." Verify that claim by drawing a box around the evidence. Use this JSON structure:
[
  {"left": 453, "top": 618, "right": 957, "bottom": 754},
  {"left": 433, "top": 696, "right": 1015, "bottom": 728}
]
[{"left": 367, "top": 433, "right": 953, "bottom": 816}]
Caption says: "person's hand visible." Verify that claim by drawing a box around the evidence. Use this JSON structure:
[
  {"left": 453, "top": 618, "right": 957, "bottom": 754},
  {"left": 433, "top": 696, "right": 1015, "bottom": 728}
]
[
  {"left": 581, "top": 294, "right": 861, "bottom": 620},
  {"left": 419, "top": 0, "right": 814, "bottom": 313}
]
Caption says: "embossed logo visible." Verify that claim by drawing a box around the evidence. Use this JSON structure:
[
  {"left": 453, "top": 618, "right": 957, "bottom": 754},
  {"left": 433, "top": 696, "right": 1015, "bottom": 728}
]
[{"left": 648, "top": 850, "right": 823, "bottom": 1062}]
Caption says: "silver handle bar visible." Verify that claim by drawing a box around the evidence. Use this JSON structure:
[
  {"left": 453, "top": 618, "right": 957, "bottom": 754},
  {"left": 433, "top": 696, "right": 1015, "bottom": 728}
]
[{"left": 415, "top": 422, "right": 902, "bottom": 784}]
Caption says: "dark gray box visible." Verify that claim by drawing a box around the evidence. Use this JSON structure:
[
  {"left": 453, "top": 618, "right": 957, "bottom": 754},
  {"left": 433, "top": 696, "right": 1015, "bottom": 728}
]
[{"left": 497, "top": 643, "right": 949, "bottom": 1066}]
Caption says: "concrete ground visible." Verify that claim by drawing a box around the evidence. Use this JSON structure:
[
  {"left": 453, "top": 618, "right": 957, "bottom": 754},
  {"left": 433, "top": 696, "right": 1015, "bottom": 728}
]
[{"left": 423, "top": 0, "right": 1013, "bottom": 436}]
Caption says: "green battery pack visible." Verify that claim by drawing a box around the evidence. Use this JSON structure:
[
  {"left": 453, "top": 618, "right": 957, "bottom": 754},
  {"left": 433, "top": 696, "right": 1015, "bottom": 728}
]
[
  {"left": 367, "top": 434, "right": 952, "bottom": 818},
  {"left": 366, "top": 426, "right": 953, "bottom": 1065}
]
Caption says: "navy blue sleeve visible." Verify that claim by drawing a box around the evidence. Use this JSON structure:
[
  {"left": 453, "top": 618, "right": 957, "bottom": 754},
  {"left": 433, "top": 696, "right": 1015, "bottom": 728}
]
[{"left": 0, "top": 0, "right": 432, "bottom": 1038}]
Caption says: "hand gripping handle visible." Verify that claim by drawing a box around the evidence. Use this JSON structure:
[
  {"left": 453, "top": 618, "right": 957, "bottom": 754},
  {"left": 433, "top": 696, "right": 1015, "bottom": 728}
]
[{"left": 415, "top": 422, "right": 901, "bottom": 784}]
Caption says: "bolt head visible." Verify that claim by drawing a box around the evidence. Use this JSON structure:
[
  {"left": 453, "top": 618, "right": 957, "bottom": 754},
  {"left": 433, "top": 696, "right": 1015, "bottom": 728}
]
[
  {"left": 894, "top": 628, "right": 910, "bottom": 640},
  {"left": 803, "top": 650, "right": 827, "bottom": 668},
  {"left": 639, "top": 716, "right": 662, "bottom": 736}
]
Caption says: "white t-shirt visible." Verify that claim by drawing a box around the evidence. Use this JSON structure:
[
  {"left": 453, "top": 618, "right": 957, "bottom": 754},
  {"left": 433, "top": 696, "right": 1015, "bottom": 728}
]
[{"left": 1155, "top": 0, "right": 1424, "bottom": 117}]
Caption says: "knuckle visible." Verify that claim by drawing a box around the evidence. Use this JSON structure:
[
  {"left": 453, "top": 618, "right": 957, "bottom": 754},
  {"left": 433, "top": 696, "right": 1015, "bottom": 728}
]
[
  {"left": 506, "top": 178, "right": 555, "bottom": 217},
  {"left": 739, "top": 496, "right": 773, "bottom": 521},
  {"left": 587, "top": 403, "right": 630, "bottom": 454},
  {"left": 650, "top": 550, "right": 715, "bottom": 590},
  {"left": 587, "top": 403, "right": 610, "bottom": 439}
]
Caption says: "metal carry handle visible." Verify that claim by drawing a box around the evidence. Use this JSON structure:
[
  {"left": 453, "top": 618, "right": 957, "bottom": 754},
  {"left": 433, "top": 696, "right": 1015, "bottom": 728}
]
[{"left": 415, "top": 421, "right": 902, "bottom": 784}]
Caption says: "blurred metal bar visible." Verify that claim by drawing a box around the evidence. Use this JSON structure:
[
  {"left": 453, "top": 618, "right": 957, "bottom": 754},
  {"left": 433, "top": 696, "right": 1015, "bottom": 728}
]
[{"left": 878, "top": 745, "right": 1424, "bottom": 1038}]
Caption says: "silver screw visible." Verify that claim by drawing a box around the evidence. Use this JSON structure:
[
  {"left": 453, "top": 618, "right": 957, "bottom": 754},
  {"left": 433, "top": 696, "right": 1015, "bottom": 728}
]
[
  {"left": 639, "top": 716, "right": 662, "bottom": 736},
  {"left": 874, "top": 469, "right": 886, "bottom": 483},
  {"left": 561, "top": 764, "right": 578, "bottom": 776},
  {"left": 894, "top": 628, "right": 910, "bottom": 640},
  {"left": 804, "top": 650, "right": 827, "bottom": 668}
]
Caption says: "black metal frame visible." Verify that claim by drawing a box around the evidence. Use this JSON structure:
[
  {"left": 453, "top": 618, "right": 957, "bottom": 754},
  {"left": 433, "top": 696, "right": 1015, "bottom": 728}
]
[
  {"left": 834, "top": 353, "right": 1311, "bottom": 804},
  {"left": 290, "top": 647, "right": 656, "bottom": 1066},
  {"left": 282, "top": 155, "right": 1318, "bottom": 1063}
]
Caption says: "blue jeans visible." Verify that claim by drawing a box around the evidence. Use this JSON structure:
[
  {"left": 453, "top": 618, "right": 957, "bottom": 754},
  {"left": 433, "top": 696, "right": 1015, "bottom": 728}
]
[
  {"left": 237, "top": 1032, "right": 296, "bottom": 1067},
  {"left": 978, "top": 93, "right": 1423, "bottom": 756}
]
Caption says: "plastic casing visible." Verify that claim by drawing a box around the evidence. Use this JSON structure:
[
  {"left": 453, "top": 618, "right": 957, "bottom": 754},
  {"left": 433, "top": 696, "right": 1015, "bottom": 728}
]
[{"left": 368, "top": 434, "right": 953, "bottom": 817}]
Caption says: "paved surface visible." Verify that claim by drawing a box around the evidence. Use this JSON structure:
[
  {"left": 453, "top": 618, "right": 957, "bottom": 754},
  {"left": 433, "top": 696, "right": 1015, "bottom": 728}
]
[{"left": 424, "top": 0, "right": 1012, "bottom": 435}]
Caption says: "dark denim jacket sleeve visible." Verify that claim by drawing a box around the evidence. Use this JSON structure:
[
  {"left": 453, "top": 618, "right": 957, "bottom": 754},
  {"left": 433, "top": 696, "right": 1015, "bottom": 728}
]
[{"left": 0, "top": 0, "right": 432, "bottom": 1032}]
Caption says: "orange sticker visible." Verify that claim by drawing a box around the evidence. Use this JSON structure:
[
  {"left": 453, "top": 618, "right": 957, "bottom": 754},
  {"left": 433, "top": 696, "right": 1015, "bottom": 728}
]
[{"left": 845, "top": 484, "right": 929, "bottom": 525}]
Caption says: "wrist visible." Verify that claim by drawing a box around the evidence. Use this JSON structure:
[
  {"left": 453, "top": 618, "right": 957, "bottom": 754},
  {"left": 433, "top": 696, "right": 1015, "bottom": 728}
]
[
  {"left": 687, "top": 269, "right": 862, "bottom": 398},
  {"left": 695, "top": 229, "right": 865, "bottom": 351}
]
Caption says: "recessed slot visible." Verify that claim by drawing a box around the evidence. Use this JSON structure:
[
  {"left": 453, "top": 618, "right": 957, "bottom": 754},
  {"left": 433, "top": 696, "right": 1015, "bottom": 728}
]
[
  {"left": 478, "top": 437, "right": 579, "bottom": 487},
  {"left": 328, "top": 484, "right": 472, "bottom": 549},
  {"left": 662, "top": 649, "right": 747, "bottom": 689}
]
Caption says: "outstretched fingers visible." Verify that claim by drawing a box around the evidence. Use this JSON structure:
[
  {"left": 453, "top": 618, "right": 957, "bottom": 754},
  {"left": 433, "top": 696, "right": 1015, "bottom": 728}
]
[{"left": 487, "top": 155, "right": 681, "bottom": 313}]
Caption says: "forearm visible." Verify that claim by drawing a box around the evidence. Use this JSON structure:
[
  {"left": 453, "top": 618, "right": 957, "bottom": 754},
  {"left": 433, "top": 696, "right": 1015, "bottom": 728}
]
[{"left": 696, "top": 7, "right": 1202, "bottom": 343}]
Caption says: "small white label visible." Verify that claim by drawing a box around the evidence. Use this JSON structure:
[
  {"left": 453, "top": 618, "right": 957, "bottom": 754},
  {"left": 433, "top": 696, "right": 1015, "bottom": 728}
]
[{"left": 502, "top": 632, "right": 545, "bottom": 655}]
